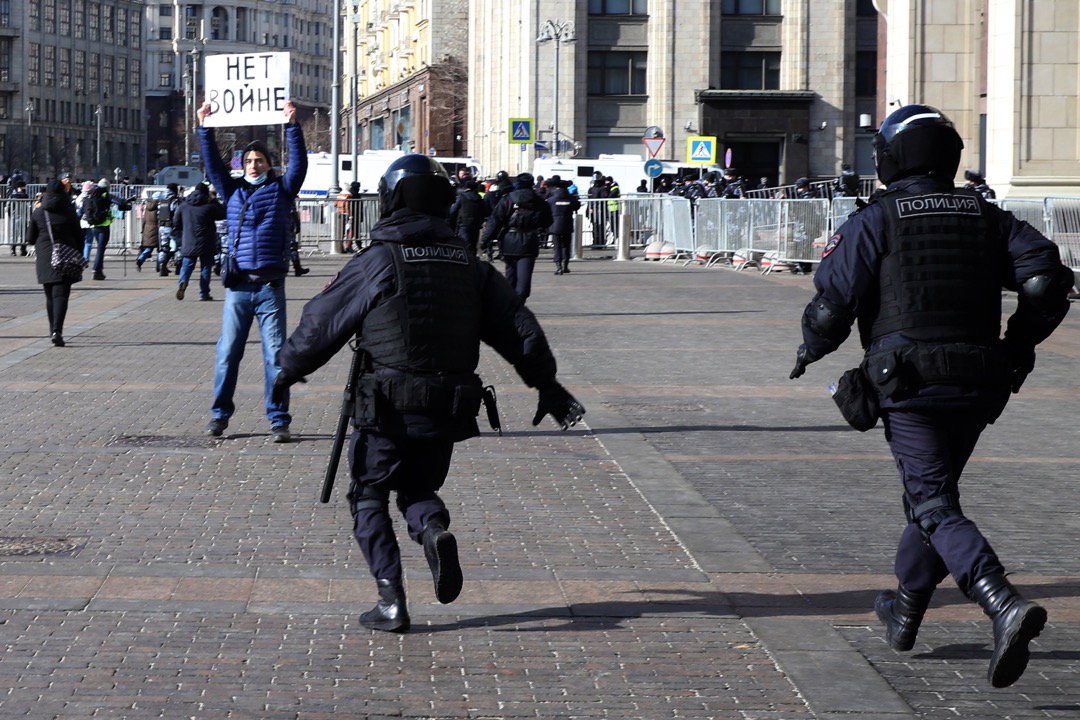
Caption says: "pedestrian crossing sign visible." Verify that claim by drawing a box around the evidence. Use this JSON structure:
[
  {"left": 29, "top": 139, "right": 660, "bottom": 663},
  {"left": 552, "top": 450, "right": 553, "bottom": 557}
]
[
  {"left": 509, "top": 118, "right": 533, "bottom": 144},
  {"left": 687, "top": 136, "right": 717, "bottom": 164}
]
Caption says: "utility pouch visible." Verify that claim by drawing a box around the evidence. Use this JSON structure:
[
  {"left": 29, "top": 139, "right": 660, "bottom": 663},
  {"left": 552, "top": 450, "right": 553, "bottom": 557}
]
[
  {"left": 353, "top": 375, "right": 380, "bottom": 425},
  {"left": 833, "top": 365, "right": 881, "bottom": 432},
  {"left": 451, "top": 380, "right": 484, "bottom": 421},
  {"left": 864, "top": 347, "right": 907, "bottom": 398}
]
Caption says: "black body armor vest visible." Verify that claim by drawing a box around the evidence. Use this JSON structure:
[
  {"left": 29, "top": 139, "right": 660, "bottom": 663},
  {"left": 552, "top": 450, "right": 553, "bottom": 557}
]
[
  {"left": 871, "top": 188, "right": 1004, "bottom": 344},
  {"left": 361, "top": 241, "right": 481, "bottom": 372}
]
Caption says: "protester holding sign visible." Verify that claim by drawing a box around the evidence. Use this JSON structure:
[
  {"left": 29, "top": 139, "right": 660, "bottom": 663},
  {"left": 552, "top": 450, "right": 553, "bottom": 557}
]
[{"left": 196, "top": 99, "right": 307, "bottom": 443}]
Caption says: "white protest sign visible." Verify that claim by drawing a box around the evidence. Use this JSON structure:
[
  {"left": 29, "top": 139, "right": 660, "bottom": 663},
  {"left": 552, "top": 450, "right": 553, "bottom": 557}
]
[{"left": 203, "top": 52, "right": 291, "bottom": 127}]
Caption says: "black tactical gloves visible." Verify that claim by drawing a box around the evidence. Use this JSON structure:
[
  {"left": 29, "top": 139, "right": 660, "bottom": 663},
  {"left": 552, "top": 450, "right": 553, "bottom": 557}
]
[
  {"left": 271, "top": 371, "right": 306, "bottom": 405},
  {"left": 789, "top": 344, "right": 819, "bottom": 380},
  {"left": 1003, "top": 342, "right": 1035, "bottom": 394},
  {"left": 531, "top": 381, "right": 585, "bottom": 430}
]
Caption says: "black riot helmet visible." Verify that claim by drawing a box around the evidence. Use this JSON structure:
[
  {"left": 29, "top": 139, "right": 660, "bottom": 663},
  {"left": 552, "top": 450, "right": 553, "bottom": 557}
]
[
  {"left": 377, "top": 154, "right": 454, "bottom": 219},
  {"left": 872, "top": 104, "right": 964, "bottom": 185}
]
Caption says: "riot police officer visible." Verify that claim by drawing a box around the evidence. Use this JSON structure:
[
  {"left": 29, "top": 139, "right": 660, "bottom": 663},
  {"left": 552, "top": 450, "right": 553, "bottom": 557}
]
[
  {"left": 789, "top": 105, "right": 1072, "bottom": 688},
  {"left": 274, "top": 155, "right": 585, "bottom": 633}
]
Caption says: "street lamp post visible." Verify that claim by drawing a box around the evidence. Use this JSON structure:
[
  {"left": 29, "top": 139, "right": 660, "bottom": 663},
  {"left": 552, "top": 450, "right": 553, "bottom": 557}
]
[
  {"left": 190, "top": 46, "right": 202, "bottom": 167},
  {"left": 25, "top": 100, "right": 34, "bottom": 181},
  {"left": 536, "top": 19, "right": 575, "bottom": 157},
  {"left": 328, "top": 0, "right": 343, "bottom": 253},
  {"left": 351, "top": 0, "right": 360, "bottom": 184},
  {"left": 95, "top": 105, "right": 103, "bottom": 176}
]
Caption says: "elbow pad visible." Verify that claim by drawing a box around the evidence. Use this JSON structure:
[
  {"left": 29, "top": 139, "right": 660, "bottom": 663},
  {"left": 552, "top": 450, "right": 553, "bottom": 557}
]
[
  {"left": 1020, "top": 266, "right": 1074, "bottom": 314},
  {"left": 805, "top": 297, "right": 854, "bottom": 344}
]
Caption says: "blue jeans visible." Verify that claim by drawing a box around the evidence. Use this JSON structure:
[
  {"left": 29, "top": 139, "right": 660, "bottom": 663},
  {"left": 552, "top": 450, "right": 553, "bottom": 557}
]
[
  {"left": 210, "top": 279, "right": 290, "bottom": 428},
  {"left": 179, "top": 255, "right": 213, "bottom": 299},
  {"left": 85, "top": 226, "right": 109, "bottom": 273}
]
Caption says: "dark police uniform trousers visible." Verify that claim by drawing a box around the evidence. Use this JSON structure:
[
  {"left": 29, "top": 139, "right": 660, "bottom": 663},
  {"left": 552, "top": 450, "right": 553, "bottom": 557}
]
[
  {"left": 883, "top": 407, "right": 1004, "bottom": 595},
  {"left": 349, "top": 430, "right": 454, "bottom": 581}
]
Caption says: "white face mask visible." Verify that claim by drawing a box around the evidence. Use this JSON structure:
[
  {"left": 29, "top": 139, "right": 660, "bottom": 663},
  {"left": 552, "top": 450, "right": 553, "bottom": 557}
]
[{"left": 248, "top": 172, "right": 269, "bottom": 185}]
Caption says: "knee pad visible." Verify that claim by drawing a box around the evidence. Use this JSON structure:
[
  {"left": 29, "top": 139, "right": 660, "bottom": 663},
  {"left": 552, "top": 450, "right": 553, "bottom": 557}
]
[
  {"left": 904, "top": 494, "right": 964, "bottom": 544},
  {"left": 347, "top": 484, "right": 390, "bottom": 516}
]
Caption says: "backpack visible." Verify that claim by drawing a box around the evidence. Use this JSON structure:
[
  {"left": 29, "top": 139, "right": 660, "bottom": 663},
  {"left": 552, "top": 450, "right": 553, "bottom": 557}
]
[
  {"left": 157, "top": 195, "right": 178, "bottom": 228},
  {"left": 83, "top": 188, "right": 111, "bottom": 226}
]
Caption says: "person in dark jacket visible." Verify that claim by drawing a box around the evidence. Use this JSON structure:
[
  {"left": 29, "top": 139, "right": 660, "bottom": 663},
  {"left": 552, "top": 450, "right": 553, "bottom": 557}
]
[
  {"left": 25, "top": 179, "right": 85, "bottom": 346},
  {"left": 174, "top": 183, "right": 227, "bottom": 302},
  {"left": 480, "top": 170, "right": 513, "bottom": 260},
  {"left": 137, "top": 193, "right": 160, "bottom": 271},
  {"left": 480, "top": 172, "right": 553, "bottom": 301},
  {"left": 546, "top": 176, "right": 580, "bottom": 275},
  {"left": 789, "top": 105, "right": 1072, "bottom": 689},
  {"left": 274, "top": 154, "right": 585, "bottom": 633},
  {"left": 196, "top": 99, "right": 308, "bottom": 443},
  {"left": 9, "top": 180, "right": 29, "bottom": 256},
  {"left": 448, "top": 178, "right": 488, "bottom": 255}
]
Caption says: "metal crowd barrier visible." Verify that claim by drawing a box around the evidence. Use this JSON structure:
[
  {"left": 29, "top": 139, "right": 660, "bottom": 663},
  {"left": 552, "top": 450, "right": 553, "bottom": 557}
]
[{"left": 7, "top": 193, "right": 1080, "bottom": 276}]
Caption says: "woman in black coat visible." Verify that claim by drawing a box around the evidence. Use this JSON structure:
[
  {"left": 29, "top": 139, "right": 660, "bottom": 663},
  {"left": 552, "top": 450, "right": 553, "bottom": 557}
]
[{"left": 25, "top": 179, "right": 84, "bottom": 346}]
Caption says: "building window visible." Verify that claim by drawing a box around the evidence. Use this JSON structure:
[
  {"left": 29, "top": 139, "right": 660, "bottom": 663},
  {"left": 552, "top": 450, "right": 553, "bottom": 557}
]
[
  {"left": 28, "top": 44, "right": 40, "bottom": 85},
  {"left": 117, "top": 7, "right": 127, "bottom": 46},
  {"left": 159, "top": 50, "right": 173, "bottom": 64},
  {"left": 159, "top": 4, "right": 172, "bottom": 16},
  {"left": 131, "top": 13, "right": 141, "bottom": 49},
  {"left": 587, "top": 51, "right": 647, "bottom": 95},
  {"left": 29, "top": 1, "right": 40, "bottom": 31},
  {"left": 855, "top": 51, "right": 876, "bottom": 96},
  {"left": 0, "top": 38, "right": 9, "bottom": 82},
  {"left": 44, "top": 0, "right": 56, "bottom": 32},
  {"left": 103, "top": 4, "right": 114, "bottom": 44},
  {"left": 60, "top": 2, "right": 70, "bottom": 35},
  {"left": 117, "top": 56, "right": 127, "bottom": 98},
  {"left": 720, "top": 51, "right": 780, "bottom": 89},
  {"left": 43, "top": 46, "right": 55, "bottom": 87},
  {"left": 131, "top": 59, "right": 140, "bottom": 96},
  {"left": 159, "top": 27, "right": 172, "bottom": 40},
  {"left": 60, "top": 47, "right": 70, "bottom": 88},
  {"left": 74, "top": 0, "right": 85, "bottom": 39},
  {"left": 88, "top": 2, "right": 99, "bottom": 41},
  {"left": 721, "top": 0, "right": 781, "bottom": 15},
  {"left": 588, "top": 0, "right": 647, "bottom": 14},
  {"left": 0, "top": 0, "right": 9, "bottom": 29},
  {"left": 160, "top": 73, "right": 173, "bottom": 87},
  {"left": 74, "top": 50, "right": 85, "bottom": 92}
]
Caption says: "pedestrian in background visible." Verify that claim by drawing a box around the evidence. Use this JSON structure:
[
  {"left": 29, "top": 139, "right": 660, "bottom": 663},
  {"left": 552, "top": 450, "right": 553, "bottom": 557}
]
[
  {"left": 196, "top": 99, "right": 307, "bottom": 443},
  {"left": 481, "top": 172, "right": 553, "bottom": 301},
  {"left": 25, "top": 179, "right": 85, "bottom": 347},
  {"left": 275, "top": 154, "right": 585, "bottom": 633},
  {"left": 137, "top": 192, "right": 160, "bottom": 272},
  {"left": 789, "top": 104, "right": 1072, "bottom": 688},
  {"left": 448, "top": 178, "right": 488, "bottom": 256},
  {"left": 174, "top": 183, "right": 226, "bottom": 302},
  {"left": 546, "top": 175, "right": 580, "bottom": 276}
]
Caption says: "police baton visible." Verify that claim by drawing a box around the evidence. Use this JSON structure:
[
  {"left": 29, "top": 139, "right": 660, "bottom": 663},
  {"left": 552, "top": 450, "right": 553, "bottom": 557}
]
[{"left": 321, "top": 346, "right": 362, "bottom": 504}]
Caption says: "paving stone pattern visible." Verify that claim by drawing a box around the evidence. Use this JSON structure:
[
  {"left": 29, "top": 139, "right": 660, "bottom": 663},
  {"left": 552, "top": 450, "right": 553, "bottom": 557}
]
[{"left": 0, "top": 249, "right": 1078, "bottom": 718}]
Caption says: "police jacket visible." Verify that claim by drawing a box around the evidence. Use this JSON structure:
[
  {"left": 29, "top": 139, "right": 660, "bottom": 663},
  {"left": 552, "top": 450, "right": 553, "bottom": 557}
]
[
  {"left": 278, "top": 209, "right": 560, "bottom": 441},
  {"left": 481, "top": 187, "right": 554, "bottom": 258},
  {"left": 546, "top": 187, "right": 580, "bottom": 235},
  {"left": 800, "top": 175, "right": 1069, "bottom": 414},
  {"left": 199, "top": 123, "right": 307, "bottom": 282},
  {"left": 449, "top": 188, "right": 487, "bottom": 232},
  {"left": 175, "top": 191, "right": 227, "bottom": 258}
]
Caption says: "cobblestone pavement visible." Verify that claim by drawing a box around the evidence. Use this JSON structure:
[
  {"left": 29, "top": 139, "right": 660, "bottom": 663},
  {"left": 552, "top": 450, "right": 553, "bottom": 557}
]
[{"left": 0, "top": 247, "right": 1078, "bottom": 719}]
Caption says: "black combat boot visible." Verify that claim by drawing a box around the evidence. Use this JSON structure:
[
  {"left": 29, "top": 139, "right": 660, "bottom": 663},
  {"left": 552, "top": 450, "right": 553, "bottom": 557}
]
[
  {"left": 561, "top": 260, "right": 570, "bottom": 274},
  {"left": 421, "top": 523, "right": 462, "bottom": 604},
  {"left": 969, "top": 573, "right": 1047, "bottom": 688},
  {"left": 875, "top": 585, "right": 933, "bottom": 651},
  {"left": 554, "top": 264, "right": 563, "bottom": 275},
  {"left": 359, "top": 578, "right": 410, "bottom": 633}
]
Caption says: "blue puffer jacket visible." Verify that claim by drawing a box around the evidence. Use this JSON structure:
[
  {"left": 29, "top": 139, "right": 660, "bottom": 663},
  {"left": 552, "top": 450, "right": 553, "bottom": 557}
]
[{"left": 199, "top": 124, "right": 307, "bottom": 280}]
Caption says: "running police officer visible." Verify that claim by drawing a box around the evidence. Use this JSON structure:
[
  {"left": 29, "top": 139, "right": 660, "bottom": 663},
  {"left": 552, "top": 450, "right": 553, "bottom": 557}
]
[
  {"left": 274, "top": 154, "right": 585, "bottom": 633},
  {"left": 789, "top": 105, "right": 1072, "bottom": 688}
]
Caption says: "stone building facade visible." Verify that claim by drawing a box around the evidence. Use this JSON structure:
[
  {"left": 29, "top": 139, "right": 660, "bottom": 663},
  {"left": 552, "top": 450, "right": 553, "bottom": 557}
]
[
  {"left": 880, "top": 0, "right": 1080, "bottom": 198},
  {"left": 1, "top": 0, "right": 145, "bottom": 183},
  {"left": 467, "top": 0, "right": 880, "bottom": 185}
]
